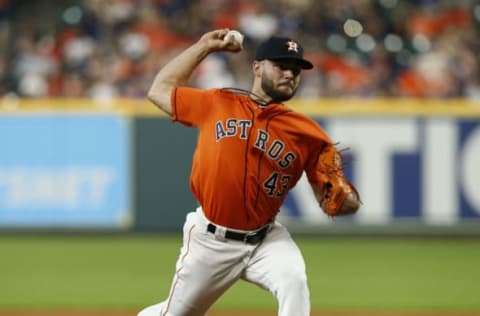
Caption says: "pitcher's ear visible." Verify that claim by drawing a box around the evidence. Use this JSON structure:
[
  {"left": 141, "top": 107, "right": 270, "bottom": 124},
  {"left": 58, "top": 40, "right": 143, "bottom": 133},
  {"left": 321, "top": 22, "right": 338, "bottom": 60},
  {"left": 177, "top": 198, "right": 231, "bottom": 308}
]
[{"left": 252, "top": 60, "right": 262, "bottom": 76}]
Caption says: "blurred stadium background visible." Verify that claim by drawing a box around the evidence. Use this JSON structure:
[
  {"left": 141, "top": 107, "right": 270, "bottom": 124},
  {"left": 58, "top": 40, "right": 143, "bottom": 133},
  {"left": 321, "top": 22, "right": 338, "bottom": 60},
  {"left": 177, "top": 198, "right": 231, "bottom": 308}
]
[
  {"left": 0, "top": 0, "right": 480, "bottom": 315},
  {"left": 1, "top": 0, "right": 480, "bottom": 99}
]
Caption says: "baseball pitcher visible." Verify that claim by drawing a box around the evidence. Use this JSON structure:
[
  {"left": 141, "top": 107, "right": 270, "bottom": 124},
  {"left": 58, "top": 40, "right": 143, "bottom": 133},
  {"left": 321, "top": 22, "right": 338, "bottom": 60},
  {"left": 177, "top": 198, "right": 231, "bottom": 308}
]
[{"left": 138, "top": 29, "right": 360, "bottom": 316}]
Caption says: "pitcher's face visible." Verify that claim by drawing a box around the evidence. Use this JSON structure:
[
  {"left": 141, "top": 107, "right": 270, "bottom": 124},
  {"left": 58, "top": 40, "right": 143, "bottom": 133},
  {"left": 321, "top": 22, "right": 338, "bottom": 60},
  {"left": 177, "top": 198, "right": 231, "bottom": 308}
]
[{"left": 259, "top": 60, "right": 302, "bottom": 103}]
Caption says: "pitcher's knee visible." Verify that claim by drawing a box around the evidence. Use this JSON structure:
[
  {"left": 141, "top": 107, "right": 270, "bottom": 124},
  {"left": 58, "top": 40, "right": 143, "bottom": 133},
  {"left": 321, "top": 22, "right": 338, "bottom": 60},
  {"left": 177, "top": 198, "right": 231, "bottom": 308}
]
[{"left": 276, "top": 268, "right": 309, "bottom": 296}]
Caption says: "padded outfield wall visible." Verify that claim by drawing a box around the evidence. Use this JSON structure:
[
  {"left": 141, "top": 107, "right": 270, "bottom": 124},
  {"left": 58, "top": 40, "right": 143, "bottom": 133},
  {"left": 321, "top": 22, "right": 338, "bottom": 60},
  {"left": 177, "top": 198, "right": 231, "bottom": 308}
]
[{"left": 0, "top": 98, "right": 479, "bottom": 234}]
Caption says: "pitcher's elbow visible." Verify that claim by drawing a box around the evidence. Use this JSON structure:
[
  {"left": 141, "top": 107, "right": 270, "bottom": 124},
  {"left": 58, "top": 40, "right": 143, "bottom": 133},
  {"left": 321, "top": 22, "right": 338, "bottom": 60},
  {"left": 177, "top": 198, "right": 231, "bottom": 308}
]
[{"left": 147, "top": 90, "right": 159, "bottom": 105}]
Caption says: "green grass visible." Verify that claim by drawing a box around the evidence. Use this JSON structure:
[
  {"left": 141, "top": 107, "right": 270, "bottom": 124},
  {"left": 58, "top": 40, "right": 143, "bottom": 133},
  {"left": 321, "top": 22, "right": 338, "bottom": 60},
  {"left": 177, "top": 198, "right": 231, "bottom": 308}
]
[{"left": 0, "top": 235, "right": 479, "bottom": 311}]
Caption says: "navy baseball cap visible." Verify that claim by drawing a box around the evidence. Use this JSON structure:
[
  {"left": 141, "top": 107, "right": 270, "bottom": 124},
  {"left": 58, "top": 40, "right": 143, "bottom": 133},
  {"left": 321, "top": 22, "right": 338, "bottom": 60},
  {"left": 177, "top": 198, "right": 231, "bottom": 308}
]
[{"left": 255, "top": 36, "right": 314, "bottom": 69}]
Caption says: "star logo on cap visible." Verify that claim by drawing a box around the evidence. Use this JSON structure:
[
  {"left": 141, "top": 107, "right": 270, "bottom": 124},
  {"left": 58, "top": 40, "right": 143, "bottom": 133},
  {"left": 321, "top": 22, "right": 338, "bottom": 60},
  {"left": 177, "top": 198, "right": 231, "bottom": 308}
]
[{"left": 286, "top": 40, "right": 299, "bottom": 52}]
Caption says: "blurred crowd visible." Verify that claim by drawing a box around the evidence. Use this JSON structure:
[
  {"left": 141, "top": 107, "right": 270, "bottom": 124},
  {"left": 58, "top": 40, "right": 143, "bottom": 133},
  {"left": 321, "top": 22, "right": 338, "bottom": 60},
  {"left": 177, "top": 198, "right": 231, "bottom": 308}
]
[{"left": 1, "top": 0, "right": 480, "bottom": 100}]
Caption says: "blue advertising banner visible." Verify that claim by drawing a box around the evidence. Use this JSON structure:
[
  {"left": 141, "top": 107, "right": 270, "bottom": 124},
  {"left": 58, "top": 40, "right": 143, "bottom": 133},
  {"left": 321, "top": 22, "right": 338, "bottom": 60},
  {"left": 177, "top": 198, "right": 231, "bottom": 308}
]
[
  {"left": 0, "top": 115, "right": 131, "bottom": 228},
  {"left": 280, "top": 117, "right": 480, "bottom": 226}
]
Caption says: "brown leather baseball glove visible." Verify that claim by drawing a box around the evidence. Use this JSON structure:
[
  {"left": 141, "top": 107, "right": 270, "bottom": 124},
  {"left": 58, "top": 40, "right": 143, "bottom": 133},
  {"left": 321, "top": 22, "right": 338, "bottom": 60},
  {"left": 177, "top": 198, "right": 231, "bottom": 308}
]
[{"left": 316, "top": 144, "right": 360, "bottom": 217}]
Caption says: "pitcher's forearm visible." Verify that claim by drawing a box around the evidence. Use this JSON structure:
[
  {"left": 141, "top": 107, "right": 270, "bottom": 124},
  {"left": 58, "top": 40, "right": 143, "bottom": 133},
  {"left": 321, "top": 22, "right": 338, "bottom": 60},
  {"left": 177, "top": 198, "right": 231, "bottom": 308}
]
[
  {"left": 147, "top": 42, "right": 210, "bottom": 115},
  {"left": 147, "top": 29, "right": 241, "bottom": 115}
]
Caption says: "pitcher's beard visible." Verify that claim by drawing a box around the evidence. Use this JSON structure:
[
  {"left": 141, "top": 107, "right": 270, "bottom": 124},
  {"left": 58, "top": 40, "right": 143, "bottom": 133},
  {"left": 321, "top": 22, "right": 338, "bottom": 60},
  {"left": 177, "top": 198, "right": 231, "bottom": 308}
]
[{"left": 261, "top": 76, "right": 297, "bottom": 103}]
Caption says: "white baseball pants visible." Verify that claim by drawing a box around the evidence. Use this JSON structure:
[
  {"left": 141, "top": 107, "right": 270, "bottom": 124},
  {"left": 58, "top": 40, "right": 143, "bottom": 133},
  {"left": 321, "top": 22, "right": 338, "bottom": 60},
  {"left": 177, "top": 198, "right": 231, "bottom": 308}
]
[{"left": 137, "top": 207, "right": 310, "bottom": 316}]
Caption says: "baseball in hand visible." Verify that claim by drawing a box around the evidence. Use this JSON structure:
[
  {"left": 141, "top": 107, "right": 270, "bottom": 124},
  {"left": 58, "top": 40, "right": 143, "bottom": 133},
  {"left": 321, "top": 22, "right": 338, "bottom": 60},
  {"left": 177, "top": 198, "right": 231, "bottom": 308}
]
[{"left": 224, "top": 30, "right": 244, "bottom": 49}]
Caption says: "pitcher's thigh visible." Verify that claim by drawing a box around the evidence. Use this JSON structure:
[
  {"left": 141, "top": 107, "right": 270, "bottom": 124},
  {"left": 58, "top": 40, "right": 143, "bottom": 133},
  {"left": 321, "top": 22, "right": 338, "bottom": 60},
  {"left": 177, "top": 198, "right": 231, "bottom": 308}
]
[
  {"left": 242, "top": 224, "right": 310, "bottom": 315},
  {"left": 164, "top": 225, "right": 248, "bottom": 315}
]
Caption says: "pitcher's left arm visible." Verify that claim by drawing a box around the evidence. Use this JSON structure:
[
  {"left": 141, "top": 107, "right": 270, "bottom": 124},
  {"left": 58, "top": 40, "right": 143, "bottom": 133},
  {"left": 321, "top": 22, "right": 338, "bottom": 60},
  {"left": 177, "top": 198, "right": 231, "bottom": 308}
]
[{"left": 310, "top": 144, "right": 360, "bottom": 217}]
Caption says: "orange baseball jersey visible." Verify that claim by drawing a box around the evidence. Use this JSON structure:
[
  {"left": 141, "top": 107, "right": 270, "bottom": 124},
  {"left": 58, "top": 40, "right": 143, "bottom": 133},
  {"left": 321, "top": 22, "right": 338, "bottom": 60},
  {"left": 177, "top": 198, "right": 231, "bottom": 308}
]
[{"left": 171, "top": 87, "right": 333, "bottom": 230}]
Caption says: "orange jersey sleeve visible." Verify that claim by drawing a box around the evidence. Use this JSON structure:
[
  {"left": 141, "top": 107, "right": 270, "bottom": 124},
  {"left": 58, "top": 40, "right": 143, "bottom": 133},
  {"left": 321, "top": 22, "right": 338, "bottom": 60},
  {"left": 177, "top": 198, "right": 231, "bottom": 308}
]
[
  {"left": 171, "top": 86, "right": 215, "bottom": 127},
  {"left": 172, "top": 87, "right": 332, "bottom": 230}
]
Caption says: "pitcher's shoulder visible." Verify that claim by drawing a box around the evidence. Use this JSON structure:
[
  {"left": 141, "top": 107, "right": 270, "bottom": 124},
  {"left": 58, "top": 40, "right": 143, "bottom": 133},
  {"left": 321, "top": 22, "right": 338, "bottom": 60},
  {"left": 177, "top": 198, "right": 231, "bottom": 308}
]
[
  {"left": 285, "top": 110, "right": 323, "bottom": 128},
  {"left": 282, "top": 110, "right": 332, "bottom": 143}
]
